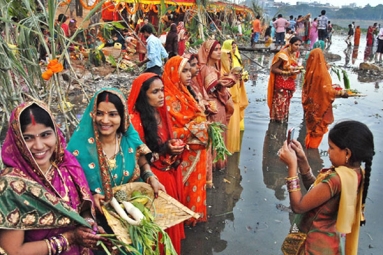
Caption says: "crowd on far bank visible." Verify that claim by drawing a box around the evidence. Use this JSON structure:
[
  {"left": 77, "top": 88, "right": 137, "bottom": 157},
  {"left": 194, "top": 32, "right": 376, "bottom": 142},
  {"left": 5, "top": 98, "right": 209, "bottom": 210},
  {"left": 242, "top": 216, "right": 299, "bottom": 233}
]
[
  {"left": 250, "top": 10, "right": 383, "bottom": 63},
  {"left": 0, "top": 6, "right": 378, "bottom": 255}
]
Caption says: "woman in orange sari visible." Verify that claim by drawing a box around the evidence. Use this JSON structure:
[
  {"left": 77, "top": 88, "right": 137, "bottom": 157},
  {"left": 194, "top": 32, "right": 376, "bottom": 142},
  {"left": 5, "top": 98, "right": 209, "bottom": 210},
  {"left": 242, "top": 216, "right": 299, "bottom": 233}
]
[
  {"left": 303, "top": 48, "right": 349, "bottom": 149},
  {"left": 128, "top": 73, "right": 185, "bottom": 253},
  {"left": 267, "top": 37, "right": 302, "bottom": 123},
  {"left": 162, "top": 56, "right": 209, "bottom": 225},
  {"left": 197, "top": 40, "right": 235, "bottom": 171},
  {"left": 354, "top": 25, "right": 361, "bottom": 46}
]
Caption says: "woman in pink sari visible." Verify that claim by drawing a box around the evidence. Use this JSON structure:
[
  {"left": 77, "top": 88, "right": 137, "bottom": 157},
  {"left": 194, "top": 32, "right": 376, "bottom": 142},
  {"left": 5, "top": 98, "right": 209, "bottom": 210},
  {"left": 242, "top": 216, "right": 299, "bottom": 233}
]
[
  {"left": 309, "top": 18, "right": 318, "bottom": 49},
  {"left": 197, "top": 40, "right": 235, "bottom": 171},
  {"left": 0, "top": 102, "right": 108, "bottom": 255},
  {"left": 177, "top": 22, "right": 187, "bottom": 56}
]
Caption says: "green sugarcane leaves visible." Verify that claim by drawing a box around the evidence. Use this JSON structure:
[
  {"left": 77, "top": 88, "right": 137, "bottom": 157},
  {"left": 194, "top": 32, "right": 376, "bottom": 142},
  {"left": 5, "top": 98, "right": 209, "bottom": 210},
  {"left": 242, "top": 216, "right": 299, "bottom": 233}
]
[
  {"left": 331, "top": 66, "right": 351, "bottom": 89},
  {"left": 208, "top": 122, "right": 232, "bottom": 163}
]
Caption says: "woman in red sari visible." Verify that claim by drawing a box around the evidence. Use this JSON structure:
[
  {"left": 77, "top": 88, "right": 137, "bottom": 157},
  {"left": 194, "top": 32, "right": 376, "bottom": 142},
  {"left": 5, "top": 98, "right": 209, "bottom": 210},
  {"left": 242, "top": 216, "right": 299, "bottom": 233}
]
[
  {"left": 366, "top": 26, "right": 374, "bottom": 46},
  {"left": 128, "top": 73, "right": 185, "bottom": 254},
  {"left": 267, "top": 37, "right": 302, "bottom": 123},
  {"left": 163, "top": 56, "right": 210, "bottom": 225},
  {"left": 197, "top": 40, "right": 235, "bottom": 171}
]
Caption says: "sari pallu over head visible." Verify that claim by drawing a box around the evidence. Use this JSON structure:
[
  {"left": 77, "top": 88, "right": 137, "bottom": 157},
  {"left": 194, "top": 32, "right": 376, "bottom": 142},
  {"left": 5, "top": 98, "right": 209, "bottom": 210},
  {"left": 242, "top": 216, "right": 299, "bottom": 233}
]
[
  {"left": 128, "top": 73, "right": 180, "bottom": 169},
  {"left": 162, "top": 55, "right": 207, "bottom": 137},
  {"left": 0, "top": 101, "right": 92, "bottom": 252},
  {"left": 267, "top": 44, "right": 300, "bottom": 110},
  {"left": 222, "top": 39, "right": 243, "bottom": 68},
  {"left": 197, "top": 40, "right": 221, "bottom": 92},
  {"left": 66, "top": 88, "right": 150, "bottom": 202},
  {"left": 303, "top": 48, "right": 337, "bottom": 147}
]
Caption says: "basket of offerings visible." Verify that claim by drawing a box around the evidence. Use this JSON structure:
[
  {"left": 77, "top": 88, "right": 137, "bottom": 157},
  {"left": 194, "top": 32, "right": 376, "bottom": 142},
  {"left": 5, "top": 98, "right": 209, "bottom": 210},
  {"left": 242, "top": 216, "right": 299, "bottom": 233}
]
[
  {"left": 102, "top": 182, "right": 199, "bottom": 245},
  {"left": 101, "top": 46, "right": 122, "bottom": 59}
]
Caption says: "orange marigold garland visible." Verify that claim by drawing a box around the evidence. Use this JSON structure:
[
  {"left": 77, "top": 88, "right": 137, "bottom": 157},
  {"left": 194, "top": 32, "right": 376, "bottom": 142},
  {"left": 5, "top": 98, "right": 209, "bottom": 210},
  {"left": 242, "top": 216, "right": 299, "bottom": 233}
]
[
  {"left": 42, "top": 59, "right": 64, "bottom": 81},
  {"left": 152, "top": 4, "right": 158, "bottom": 13},
  {"left": 79, "top": 0, "right": 99, "bottom": 10}
]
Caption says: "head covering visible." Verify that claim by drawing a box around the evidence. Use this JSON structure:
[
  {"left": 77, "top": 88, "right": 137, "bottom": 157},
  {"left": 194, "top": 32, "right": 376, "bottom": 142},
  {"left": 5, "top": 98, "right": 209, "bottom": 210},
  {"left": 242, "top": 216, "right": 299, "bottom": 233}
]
[
  {"left": 303, "top": 48, "right": 337, "bottom": 148},
  {"left": 222, "top": 39, "right": 243, "bottom": 67},
  {"left": 1, "top": 101, "right": 92, "bottom": 233},
  {"left": 170, "top": 23, "right": 177, "bottom": 33},
  {"left": 67, "top": 88, "right": 149, "bottom": 202},
  {"left": 220, "top": 51, "right": 231, "bottom": 76},
  {"left": 197, "top": 40, "right": 219, "bottom": 66},
  {"left": 313, "top": 40, "right": 325, "bottom": 50},
  {"left": 163, "top": 56, "right": 205, "bottom": 127},
  {"left": 197, "top": 40, "right": 221, "bottom": 92}
]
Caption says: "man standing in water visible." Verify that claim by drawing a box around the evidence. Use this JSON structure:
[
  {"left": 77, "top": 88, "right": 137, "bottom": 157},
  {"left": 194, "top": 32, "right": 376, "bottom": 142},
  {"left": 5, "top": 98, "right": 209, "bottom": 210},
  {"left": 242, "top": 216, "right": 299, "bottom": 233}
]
[{"left": 317, "top": 10, "right": 328, "bottom": 41}]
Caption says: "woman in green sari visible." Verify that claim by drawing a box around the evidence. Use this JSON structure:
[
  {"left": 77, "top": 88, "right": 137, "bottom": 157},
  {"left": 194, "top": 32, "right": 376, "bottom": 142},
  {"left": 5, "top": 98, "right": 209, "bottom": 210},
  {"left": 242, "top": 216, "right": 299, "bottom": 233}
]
[{"left": 67, "top": 88, "right": 164, "bottom": 214}]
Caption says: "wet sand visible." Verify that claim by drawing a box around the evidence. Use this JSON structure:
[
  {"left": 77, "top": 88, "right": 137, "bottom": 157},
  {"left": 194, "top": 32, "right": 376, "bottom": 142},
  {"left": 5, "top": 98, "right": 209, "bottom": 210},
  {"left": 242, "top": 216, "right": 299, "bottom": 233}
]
[{"left": 182, "top": 35, "right": 383, "bottom": 254}]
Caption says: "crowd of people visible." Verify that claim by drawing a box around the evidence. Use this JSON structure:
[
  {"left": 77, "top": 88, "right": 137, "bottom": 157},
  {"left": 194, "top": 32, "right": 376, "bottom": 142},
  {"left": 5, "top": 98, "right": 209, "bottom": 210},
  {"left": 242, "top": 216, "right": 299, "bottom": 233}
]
[{"left": 0, "top": 7, "right": 377, "bottom": 255}]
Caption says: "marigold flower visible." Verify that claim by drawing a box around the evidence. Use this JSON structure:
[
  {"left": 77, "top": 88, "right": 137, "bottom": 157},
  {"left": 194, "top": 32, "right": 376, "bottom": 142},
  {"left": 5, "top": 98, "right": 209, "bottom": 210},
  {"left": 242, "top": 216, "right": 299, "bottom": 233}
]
[
  {"left": 41, "top": 69, "right": 54, "bottom": 80},
  {"left": 47, "top": 59, "right": 64, "bottom": 73}
]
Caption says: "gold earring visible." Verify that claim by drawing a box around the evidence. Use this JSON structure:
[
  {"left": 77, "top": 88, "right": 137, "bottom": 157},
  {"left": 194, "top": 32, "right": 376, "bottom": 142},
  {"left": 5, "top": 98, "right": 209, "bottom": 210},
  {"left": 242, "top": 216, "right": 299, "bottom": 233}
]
[{"left": 345, "top": 156, "right": 348, "bottom": 164}]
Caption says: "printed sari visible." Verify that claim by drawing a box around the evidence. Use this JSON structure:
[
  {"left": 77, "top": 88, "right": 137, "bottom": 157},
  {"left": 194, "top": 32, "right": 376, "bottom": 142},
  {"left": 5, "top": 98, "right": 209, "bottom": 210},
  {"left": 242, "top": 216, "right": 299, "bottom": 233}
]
[
  {"left": 303, "top": 48, "right": 337, "bottom": 149},
  {"left": 267, "top": 46, "right": 299, "bottom": 123},
  {"left": 0, "top": 101, "right": 94, "bottom": 255},
  {"left": 197, "top": 40, "right": 233, "bottom": 170},
  {"left": 66, "top": 88, "right": 151, "bottom": 202},
  {"left": 163, "top": 56, "right": 209, "bottom": 224},
  {"left": 128, "top": 73, "right": 185, "bottom": 253},
  {"left": 294, "top": 166, "right": 363, "bottom": 255}
]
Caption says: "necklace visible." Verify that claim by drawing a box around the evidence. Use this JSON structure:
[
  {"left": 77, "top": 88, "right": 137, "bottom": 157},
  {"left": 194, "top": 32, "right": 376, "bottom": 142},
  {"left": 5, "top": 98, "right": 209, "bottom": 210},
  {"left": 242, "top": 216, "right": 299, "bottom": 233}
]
[
  {"left": 44, "top": 164, "right": 53, "bottom": 177},
  {"left": 108, "top": 144, "right": 128, "bottom": 187},
  {"left": 102, "top": 134, "right": 119, "bottom": 170}
]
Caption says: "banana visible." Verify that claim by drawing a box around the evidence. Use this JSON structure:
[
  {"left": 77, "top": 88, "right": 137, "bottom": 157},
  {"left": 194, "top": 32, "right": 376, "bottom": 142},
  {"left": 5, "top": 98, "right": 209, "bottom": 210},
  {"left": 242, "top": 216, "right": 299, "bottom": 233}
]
[{"left": 131, "top": 196, "right": 149, "bottom": 205}]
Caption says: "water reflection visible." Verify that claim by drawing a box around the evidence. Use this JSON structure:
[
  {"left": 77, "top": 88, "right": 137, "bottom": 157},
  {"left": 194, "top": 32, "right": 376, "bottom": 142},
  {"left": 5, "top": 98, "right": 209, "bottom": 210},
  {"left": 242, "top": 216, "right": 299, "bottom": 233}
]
[
  {"left": 182, "top": 140, "right": 244, "bottom": 254},
  {"left": 262, "top": 121, "right": 288, "bottom": 200},
  {"left": 344, "top": 44, "right": 352, "bottom": 67},
  {"left": 364, "top": 45, "right": 374, "bottom": 62},
  {"left": 352, "top": 46, "right": 359, "bottom": 65}
]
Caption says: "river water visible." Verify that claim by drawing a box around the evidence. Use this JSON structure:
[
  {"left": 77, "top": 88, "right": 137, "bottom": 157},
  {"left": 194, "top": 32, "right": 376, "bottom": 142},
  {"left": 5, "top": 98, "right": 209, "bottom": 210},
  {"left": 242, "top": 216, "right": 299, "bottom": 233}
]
[{"left": 181, "top": 35, "right": 383, "bottom": 254}]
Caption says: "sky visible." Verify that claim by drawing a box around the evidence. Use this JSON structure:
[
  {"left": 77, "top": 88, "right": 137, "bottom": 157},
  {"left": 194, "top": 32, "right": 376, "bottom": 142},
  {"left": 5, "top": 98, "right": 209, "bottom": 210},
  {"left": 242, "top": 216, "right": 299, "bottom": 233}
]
[{"left": 278, "top": 0, "right": 382, "bottom": 8}]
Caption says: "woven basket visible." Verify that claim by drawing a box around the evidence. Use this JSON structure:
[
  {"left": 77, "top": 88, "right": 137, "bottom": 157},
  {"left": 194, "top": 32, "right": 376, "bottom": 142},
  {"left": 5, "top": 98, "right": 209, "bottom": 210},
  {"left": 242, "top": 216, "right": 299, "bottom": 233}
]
[
  {"left": 101, "top": 47, "right": 121, "bottom": 59},
  {"left": 102, "top": 182, "right": 199, "bottom": 244}
]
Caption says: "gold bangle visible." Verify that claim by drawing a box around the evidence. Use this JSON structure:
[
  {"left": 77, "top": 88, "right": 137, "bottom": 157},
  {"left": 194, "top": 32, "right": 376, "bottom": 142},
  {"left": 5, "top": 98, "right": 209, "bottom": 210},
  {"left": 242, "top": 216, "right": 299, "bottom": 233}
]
[
  {"left": 58, "top": 234, "right": 70, "bottom": 251},
  {"left": 288, "top": 188, "right": 301, "bottom": 193},
  {"left": 285, "top": 176, "right": 299, "bottom": 181},
  {"left": 45, "top": 239, "right": 52, "bottom": 255}
]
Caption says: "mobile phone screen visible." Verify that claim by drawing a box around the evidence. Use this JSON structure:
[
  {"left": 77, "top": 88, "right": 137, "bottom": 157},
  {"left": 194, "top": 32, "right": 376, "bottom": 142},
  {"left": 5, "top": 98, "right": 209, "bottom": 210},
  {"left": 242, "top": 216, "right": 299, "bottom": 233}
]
[{"left": 287, "top": 127, "right": 295, "bottom": 144}]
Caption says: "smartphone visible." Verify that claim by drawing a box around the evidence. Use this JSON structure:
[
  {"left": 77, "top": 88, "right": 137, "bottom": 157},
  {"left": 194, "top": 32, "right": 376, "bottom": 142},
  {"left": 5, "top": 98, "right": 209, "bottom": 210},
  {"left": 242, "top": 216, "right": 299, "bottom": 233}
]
[{"left": 287, "top": 127, "right": 295, "bottom": 144}]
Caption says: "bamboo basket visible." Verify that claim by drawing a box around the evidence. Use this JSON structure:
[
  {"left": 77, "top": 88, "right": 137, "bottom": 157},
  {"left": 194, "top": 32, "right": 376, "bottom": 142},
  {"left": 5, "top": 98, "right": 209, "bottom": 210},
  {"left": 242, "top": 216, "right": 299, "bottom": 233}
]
[
  {"left": 102, "top": 182, "right": 199, "bottom": 244},
  {"left": 101, "top": 47, "right": 121, "bottom": 58}
]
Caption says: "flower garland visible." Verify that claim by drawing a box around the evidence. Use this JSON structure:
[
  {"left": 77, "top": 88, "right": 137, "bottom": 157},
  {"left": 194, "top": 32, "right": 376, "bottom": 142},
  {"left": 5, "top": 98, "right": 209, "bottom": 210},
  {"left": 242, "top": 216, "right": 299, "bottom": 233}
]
[
  {"left": 79, "top": 0, "right": 99, "bottom": 10},
  {"left": 140, "top": 4, "right": 151, "bottom": 13},
  {"left": 42, "top": 59, "right": 64, "bottom": 81},
  {"left": 126, "top": 4, "right": 138, "bottom": 15},
  {"left": 152, "top": 4, "right": 158, "bottom": 13}
]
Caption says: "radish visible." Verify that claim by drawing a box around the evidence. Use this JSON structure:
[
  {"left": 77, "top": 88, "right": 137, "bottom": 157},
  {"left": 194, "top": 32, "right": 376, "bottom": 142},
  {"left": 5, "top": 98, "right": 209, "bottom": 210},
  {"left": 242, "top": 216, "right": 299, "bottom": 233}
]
[
  {"left": 122, "top": 201, "right": 144, "bottom": 225},
  {"left": 110, "top": 197, "right": 143, "bottom": 226}
]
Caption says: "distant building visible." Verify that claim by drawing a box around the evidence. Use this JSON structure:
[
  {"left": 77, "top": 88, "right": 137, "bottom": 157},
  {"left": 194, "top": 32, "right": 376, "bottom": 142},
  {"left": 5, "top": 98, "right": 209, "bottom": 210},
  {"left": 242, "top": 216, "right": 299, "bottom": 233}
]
[{"left": 341, "top": 3, "right": 357, "bottom": 9}]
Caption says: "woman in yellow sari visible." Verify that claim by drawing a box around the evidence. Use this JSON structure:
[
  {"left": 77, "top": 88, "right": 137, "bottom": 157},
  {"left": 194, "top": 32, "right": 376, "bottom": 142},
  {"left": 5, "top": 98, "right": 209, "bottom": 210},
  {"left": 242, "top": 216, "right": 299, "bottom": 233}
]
[
  {"left": 222, "top": 40, "right": 249, "bottom": 152},
  {"left": 222, "top": 40, "right": 249, "bottom": 132}
]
